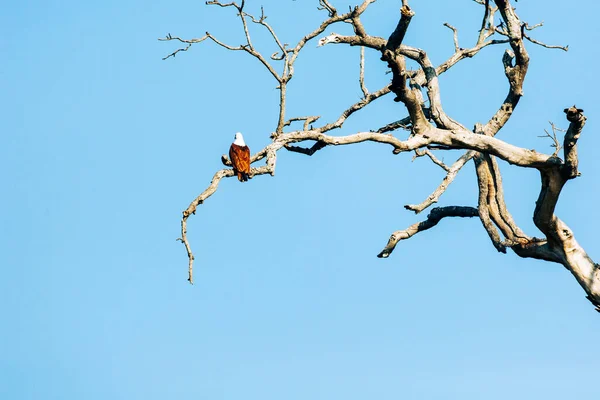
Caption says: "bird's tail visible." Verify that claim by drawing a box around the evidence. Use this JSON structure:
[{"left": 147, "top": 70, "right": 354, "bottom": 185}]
[{"left": 237, "top": 172, "right": 249, "bottom": 182}]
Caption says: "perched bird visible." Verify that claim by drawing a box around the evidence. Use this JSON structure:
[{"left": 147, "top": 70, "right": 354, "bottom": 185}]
[{"left": 229, "top": 132, "right": 251, "bottom": 182}]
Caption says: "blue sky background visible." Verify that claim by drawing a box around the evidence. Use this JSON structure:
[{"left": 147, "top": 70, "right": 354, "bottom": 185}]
[{"left": 2, "top": 0, "right": 599, "bottom": 399}]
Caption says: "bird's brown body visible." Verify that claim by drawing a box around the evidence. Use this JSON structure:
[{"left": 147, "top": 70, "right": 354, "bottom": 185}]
[{"left": 229, "top": 143, "right": 251, "bottom": 182}]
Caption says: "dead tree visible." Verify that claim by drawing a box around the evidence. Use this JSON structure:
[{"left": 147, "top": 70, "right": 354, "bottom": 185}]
[{"left": 160, "top": 0, "right": 599, "bottom": 313}]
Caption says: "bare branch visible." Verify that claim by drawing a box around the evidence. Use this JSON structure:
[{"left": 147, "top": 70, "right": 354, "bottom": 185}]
[
  {"left": 289, "top": 0, "right": 377, "bottom": 75},
  {"left": 162, "top": 43, "right": 192, "bottom": 60},
  {"left": 376, "top": 114, "right": 419, "bottom": 133},
  {"left": 398, "top": 45, "right": 466, "bottom": 130},
  {"left": 562, "top": 106, "right": 586, "bottom": 179},
  {"left": 205, "top": 0, "right": 241, "bottom": 9},
  {"left": 359, "top": 46, "right": 369, "bottom": 97},
  {"left": 245, "top": 7, "right": 290, "bottom": 64},
  {"left": 485, "top": 154, "right": 530, "bottom": 243},
  {"left": 162, "top": 2, "right": 283, "bottom": 82},
  {"left": 158, "top": 34, "right": 209, "bottom": 60},
  {"left": 205, "top": 0, "right": 255, "bottom": 49},
  {"left": 475, "top": 155, "right": 508, "bottom": 253},
  {"left": 413, "top": 149, "right": 450, "bottom": 172},
  {"left": 377, "top": 206, "right": 479, "bottom": 258},
  {"left": 479, "top": 0, "right": 529, "bottom": 137},
  {"left": 386, "top": 4, "right": 414, "bottom": 50},
  {"left": 443, "top": 23, "right": 460, "bottom": 52},
  {"left": 180, "top": 168, "right": 233, "bottom": 284},
  {"left": 381, "top": 5, "right": 431, "bottom": 133},
  {"left": 538, "top": 122, "right": 563, "bottom": 156},
  {"left": 318, "top": 85, "right": 392, "bottom": 133},
  {"left": 523, "top": 32, "right": 568, "bottom": 51},
  {"left": 435, "top": 38, "right": 509, "bottom": 76},
  {"left": 318, "top": 0, "right": 337, "bottom": 17},
  {"left": 283, "top": 125, "right": 559, "bottom": 170},
  {"left": 182, "top": 142, "right": 282, "bottom": 283},
  {"left": 477, "top": 0, "right": 491, "bottom": 43},
  {"left": 521, "top": 22, "right": 568, "bottom": 51},
  {"left": 524, "top": 21, "right": 544, "bottom": 31},
  {"left": 205, "top": 32, "right": 245, "bottom": 51},
  {"left": 284, "top": 116, "right": 321, "bottom": 131},
  {"left": 405, "top": 150, "right": 475, "bottom": 213},
  {"left": 473, "top": 153, "right": 532, "bottom": 254},
  {"left": 285, "top": 141, "right": 328, "bottom": 156}
]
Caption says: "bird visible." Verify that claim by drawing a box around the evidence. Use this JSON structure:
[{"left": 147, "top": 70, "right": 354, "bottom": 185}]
[{"left": 229, "top": 132, "right": 251, "bottom": 182}]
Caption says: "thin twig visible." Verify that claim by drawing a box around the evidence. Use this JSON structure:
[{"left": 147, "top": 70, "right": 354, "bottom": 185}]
[
  {"left": 405, "top": 151, "right": 476, "bottom": 214},
  {"left": 523, "top": 32, "right": 568, "bottom": 51},
  {"left": 443, "top": 23, "right": 460, "bottom": 52},
  {"left": 413, "top": 149, "right": 451, "bottom": 172},
  {"left": 538, "top": 121, "right": 564, "bottom": 156},
  {"left": 284, "top": 116, "right": 321, "bottom": 131},
  {"left": 158, "top": 34, "right": 209, "bottom": 60},
  {"left": 359, "top": 46, "right": 369, "bottom": 97}
]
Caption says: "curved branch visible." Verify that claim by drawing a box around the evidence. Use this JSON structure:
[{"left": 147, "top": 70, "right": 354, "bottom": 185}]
[
  {"left": 405, "top": 150, "right": 475, "bottom": 213},
  {"left": 378, "top": 206, "right": 479, "bottom": 258},
  {"left": 318, "top": 85, "right": 392, "bottom": 133},
  {"left": 413, "top": 149, "right": 450, "bottom": 172},
  {"left": 158, "top": 34, "right": 209, "bottom": 60},
  {"left": 480, "top": 0, "right": 529, "bottom": 136},
  {"left": 525, "top": 109, "right": 599, "bottom": 308},
  {"left": 181, "top": 144, "right": 281, "bottom": 283},
  {"left": 285, "top": 141, "right": 327, "bottom": 156}
]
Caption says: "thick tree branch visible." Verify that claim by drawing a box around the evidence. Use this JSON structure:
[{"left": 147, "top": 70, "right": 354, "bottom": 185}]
[
  {"left": 526, "top": 109, "right": 600, "bottom": 308},
  {"left": 397, "top": 45, "right": 466, "bottom": 130},
  {"left": 475, "top": 154, "right": 508, "bottom": 253},
  {"left": 480, "top": 0, "right": 529, "bottom": 137},
  {"left": 284, "top": 141, "right": 328, "bottom": 156},
  {"left": 380, "top": 5, "right": 430, "bottom": 133},
  {"left": 562, "top": 106, "right": 586, "bottom": 179}
]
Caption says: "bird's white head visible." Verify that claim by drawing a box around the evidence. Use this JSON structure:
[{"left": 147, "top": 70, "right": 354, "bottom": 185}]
[{"left": 233, "top": 132, "right": 246, "bottom": 146}]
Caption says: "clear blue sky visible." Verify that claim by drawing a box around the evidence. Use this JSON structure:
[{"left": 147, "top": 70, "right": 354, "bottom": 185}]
[{"left": 2, "top": 1, "right": 600, "bottom": 399}]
